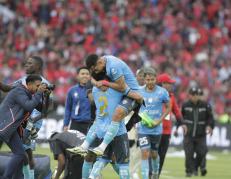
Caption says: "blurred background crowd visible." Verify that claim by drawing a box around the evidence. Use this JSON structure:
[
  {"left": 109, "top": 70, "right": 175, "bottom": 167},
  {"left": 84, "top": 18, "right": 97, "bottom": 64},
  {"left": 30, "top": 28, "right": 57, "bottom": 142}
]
[{"left": 0, "top": 0, "right": 230, "bottom": 122}]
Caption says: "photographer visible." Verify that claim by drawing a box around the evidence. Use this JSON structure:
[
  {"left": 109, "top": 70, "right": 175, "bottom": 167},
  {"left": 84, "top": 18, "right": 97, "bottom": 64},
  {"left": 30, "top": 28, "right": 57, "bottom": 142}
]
[
  {"left": 0, "top": 74, "right": 47, "bottom": 179},
  {"left": 0, "top": 56, "right": 54, "bottom": 179}
]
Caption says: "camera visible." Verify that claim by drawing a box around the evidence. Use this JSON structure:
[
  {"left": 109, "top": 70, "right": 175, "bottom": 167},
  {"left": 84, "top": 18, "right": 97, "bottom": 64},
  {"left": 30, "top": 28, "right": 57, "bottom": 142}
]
[{"left": 46, "top": 84, "right": 55, "bottom": 91}]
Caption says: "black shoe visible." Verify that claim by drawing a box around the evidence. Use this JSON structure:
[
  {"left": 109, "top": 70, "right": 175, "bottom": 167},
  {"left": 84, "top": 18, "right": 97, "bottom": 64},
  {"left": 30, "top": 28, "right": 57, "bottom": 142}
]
[
  {"left": 201, "top": 169, "right": 207, "bottom": 176},
  {"left": 194, "top": 170, "right": 198, "bottom": 176},
  {"left": 186, "top": 173, "right": 193, "bottom": 177}
]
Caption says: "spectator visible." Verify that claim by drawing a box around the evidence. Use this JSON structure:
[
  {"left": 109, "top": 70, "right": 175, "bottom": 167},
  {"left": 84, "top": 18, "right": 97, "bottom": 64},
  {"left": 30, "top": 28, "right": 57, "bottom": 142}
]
[{"left": 0, "top": 0, "right": 230, "bottom": 118}]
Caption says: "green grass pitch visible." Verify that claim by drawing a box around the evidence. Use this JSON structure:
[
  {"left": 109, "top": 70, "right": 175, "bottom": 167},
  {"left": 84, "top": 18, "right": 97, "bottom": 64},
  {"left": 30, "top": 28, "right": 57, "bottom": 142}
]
[{"left": 1, "top": 145, "right": 231, "bottom": 179}]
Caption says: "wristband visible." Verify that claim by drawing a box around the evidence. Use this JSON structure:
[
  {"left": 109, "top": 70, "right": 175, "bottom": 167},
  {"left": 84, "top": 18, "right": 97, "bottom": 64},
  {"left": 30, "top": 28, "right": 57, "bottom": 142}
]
[{"left": 102, "top": 80, "right": 110, "bottom": 87}]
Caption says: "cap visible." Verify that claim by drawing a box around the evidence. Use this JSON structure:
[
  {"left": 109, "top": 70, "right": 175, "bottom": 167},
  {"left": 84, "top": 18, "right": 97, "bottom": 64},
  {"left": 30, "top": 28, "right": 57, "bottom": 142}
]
[
  {"left": 157, "top": 73, "right": 176, "bottom": 83},
  {"left": 189, "top": 87, "right": 198, "bottom": 95},
  {"left": 143, "top": 67, "right": 156, "bottom": 76}
]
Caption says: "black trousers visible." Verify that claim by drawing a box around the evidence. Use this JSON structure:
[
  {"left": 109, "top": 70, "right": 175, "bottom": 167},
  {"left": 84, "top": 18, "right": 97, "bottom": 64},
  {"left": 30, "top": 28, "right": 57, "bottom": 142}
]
[
  {"left": 183, "top": 136, "right": 207, "bottom": 174},
  {"left": 70, "top": 120, "right": 92, "bottom": 135},
  {"left": 158, "top": 134, "right": 171, "bottom": 174}
]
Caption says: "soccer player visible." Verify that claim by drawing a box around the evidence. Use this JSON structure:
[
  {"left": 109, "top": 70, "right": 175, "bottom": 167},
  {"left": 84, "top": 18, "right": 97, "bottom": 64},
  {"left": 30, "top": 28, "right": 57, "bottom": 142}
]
[
  {"left": 83, "top": 54, "right": 142, "bottom": 156},
  {"left": 137, "top": 68, "right": 170, "bottom": 179},
  {"left": 68, "top": 74, "right": 129, "bottom": 179}
]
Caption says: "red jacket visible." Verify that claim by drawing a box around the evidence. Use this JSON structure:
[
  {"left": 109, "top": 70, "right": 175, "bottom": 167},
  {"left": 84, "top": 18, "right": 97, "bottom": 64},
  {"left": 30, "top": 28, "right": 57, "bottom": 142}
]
[{"left": 162, "top": 93, "right": 182, "bottom": 135}]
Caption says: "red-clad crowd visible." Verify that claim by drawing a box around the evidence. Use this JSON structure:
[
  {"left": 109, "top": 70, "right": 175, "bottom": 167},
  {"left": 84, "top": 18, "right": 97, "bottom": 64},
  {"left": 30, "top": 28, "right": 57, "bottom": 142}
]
[{"left": 0, "top": 0, "right": 230, "bottom": 120}]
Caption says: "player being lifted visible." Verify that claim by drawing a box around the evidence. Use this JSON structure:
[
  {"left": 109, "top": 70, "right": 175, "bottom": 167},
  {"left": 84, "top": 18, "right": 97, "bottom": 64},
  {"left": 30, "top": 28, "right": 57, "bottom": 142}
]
[
  {"left": 68, "top": 73, "right": 129, "bottom": 178},
  {"left": 69, "top": 54, "right": 143, "bottom": 156}
]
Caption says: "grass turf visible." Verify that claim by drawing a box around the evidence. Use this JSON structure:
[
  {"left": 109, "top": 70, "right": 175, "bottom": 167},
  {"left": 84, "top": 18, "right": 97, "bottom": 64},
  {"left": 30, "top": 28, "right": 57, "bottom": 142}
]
[{"left": 1, "top": 144, "right": 231, "bottom": 178}]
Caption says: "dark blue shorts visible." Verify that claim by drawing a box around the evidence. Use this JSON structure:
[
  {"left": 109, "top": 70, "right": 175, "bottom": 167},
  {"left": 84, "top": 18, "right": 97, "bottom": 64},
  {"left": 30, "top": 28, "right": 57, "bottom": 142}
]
[
  {"left": 118, "top": 96, "right": 139, "bottom": 114},
  {"left": 90, "top": 134, "right": 130, "bottom": 164},
  {"left": 138, "top": 134, "right": 161, "bottom": 151}
]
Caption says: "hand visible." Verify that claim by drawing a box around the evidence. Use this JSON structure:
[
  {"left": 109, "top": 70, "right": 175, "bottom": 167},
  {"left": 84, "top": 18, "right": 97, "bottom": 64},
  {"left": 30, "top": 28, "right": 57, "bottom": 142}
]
[
  {"left": 63, "top": 126, "right": 68, "bottom": 132},
  {"left": 206, "top": 126, "right": 213, "bottom": 136},
  {"left": 181, "top": 125, "right": 188, "bottom": 135},
  {"left": 37, "top": 83, "right": 47, "bottom": 93}
]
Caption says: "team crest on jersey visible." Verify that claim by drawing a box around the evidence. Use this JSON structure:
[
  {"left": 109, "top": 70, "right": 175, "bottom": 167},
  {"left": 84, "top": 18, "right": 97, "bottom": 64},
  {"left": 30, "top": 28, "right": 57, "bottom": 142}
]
[
  {"left": 74, "top": 92, "right": 78, "bottom": 98},
  {"left": 111, "top": 68, "right": 117, "bottom": 75}
]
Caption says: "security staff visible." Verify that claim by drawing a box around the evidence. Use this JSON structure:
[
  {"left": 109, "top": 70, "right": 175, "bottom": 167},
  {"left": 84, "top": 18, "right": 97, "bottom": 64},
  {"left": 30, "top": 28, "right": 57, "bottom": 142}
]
[{"left": 182, "top": 87, "right": 215, "bottom": 177}]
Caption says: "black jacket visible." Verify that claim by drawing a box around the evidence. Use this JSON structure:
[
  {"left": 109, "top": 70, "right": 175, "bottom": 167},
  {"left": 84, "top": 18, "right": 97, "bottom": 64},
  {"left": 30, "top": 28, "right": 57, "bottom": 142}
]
[
  {"left": 182, "top": 100, "right": 215, "bottom": 137},
  {"left": 0, "top": 85, "right": 42, "bottom": 142}
]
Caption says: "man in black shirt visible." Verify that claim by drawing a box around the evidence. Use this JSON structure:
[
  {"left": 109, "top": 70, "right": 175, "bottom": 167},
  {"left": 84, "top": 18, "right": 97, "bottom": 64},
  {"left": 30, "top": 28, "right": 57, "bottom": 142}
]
[
  {"left": 49, "top": 130, "right": 85, "bottom": 179},
  {"left": 181, "top": 87, "right": 214, "bottom": 177}
]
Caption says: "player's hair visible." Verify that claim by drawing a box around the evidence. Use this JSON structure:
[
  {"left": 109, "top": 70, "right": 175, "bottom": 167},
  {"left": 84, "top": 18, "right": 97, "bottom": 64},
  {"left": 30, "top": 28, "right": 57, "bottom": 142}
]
[
  {"left": 143, "top": 67, "right": 156, "bottom": 77},
  {"left": 26, "top": 74, "right": 42, "bottom": 84},
  {"left": 136, "top": 67, "right": 145, "bottom": 76},
  {"left": 91, "top": 71, "right": 108, "bottom": 81},
  {"left": 30, "top": 56, "right": 44, "bottom": 70},
  {"left": 76, "top": 66, "right": 89, "bottom": 74},
  {"left": 85, "top": 54, "right": 99, "bottom": 69}
]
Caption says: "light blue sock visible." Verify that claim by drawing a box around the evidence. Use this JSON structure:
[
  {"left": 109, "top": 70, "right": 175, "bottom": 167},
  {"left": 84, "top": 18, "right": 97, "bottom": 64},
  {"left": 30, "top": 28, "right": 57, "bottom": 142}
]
[
  {"left": 89, "top": 160, "right": 105, "bottom": 178},
  {"left": 141, "top": 159, "right": 149, "bottom": 179},
  {"left": 29, "top": 169, "right": 34, "bottom": 179},
  {"left": 152, "top": 155, "right": 160, "bottom": 174},
  {"left": 85, "top": 124, "right": 97, "bottom": 144},
  {"left": 22, "top": 165, "right": 30, "bottom": 179},
  {"left": 112, "top": 163, "right": 119, "bottom": 175},
  {"left": 99, "top": 121, "right": 120, "bottom": 151},
  {"left": 119, "top": 164, "right": 130, "bottom": 179},
  {"left": 82, "top": 161, "right": 93, "bottom": 179}
]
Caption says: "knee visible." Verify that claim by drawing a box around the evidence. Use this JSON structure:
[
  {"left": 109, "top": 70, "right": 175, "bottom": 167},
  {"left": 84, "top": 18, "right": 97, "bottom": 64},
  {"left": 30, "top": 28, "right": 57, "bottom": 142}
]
[
  {"left": 141, "top": 150, "right": 150, "bottom": 159},
  {"left": 151, "top": 151, "right": 158, "bottom": 159},
  {"left": 112, "top": 107, "right": 126, "bottom": 122}
]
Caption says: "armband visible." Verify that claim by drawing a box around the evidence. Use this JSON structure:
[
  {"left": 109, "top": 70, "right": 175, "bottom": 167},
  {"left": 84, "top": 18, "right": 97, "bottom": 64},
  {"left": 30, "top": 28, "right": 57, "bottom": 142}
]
[
  {"left": 102, "top": 80, "right": 110, "bottom": 87},
  {"left": 123, "top": 87, "right": 131, "bottom": 96}
]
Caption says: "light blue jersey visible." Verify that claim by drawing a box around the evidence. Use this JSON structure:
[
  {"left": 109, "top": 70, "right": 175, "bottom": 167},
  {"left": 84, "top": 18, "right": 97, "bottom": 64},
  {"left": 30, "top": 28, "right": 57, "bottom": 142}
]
[
  {"left": 138, "top": 85, "right": 169, "bottom": 135},
  {"left": 92, "top": 87, "right": 126, "bottom": 138},
  {"left": 103, "top": 55, "right": 139, "bottom": 90}
]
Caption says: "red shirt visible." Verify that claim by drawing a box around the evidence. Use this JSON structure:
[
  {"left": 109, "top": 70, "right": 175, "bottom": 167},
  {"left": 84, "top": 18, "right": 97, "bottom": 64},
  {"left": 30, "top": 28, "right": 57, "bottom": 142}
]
[{"left": 162, "top": 93, "right": 182, "bottom": 135}]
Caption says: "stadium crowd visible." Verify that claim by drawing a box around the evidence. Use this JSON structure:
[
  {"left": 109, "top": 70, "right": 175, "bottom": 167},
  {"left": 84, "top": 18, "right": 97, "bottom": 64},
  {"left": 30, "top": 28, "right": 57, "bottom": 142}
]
[{"left": 0, "top": 0, "right": 231, "bottom": 120}]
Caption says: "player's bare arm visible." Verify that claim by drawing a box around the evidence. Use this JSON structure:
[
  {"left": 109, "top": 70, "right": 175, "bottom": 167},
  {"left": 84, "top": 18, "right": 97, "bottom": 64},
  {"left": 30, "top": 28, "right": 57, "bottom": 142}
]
[{"left": 0, "top": 82, "right": 13, "bottom": 92}]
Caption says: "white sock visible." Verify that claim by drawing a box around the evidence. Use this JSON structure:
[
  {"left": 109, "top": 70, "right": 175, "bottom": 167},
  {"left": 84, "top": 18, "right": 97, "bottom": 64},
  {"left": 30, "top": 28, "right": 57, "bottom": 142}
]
[{"left": 81, "top": 141, "right": 90, "bottom": 149}]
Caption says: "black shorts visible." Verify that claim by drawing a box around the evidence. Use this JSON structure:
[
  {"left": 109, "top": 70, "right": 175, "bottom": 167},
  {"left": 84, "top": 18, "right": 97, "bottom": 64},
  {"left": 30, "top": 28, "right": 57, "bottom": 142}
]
[
  {"left": 91, "top": 134, "right": 130, "bottom": 164},
  {"left": 118, "top": 96, "right": 140, "bottom": 114}
]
